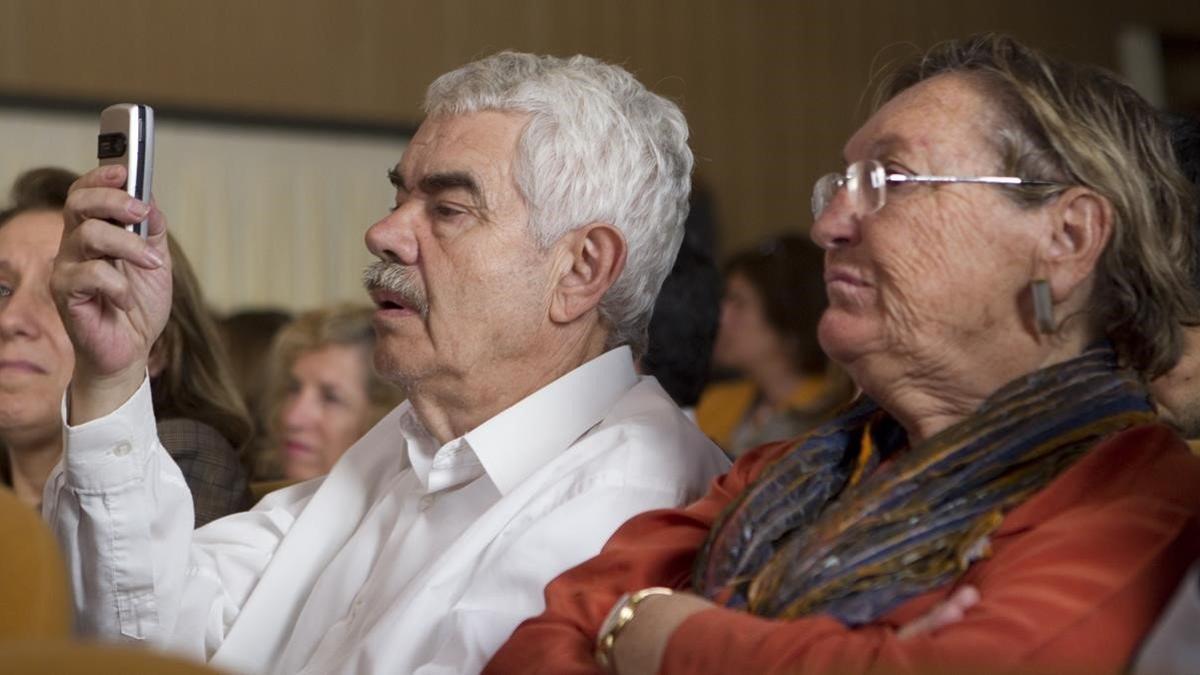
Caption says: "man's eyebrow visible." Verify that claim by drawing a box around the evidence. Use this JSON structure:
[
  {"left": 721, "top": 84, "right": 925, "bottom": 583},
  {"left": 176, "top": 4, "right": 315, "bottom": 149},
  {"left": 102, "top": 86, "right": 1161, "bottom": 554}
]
[
  {"left": 386, "top": 167, "right": 406, "bottom": 192},
  {"left": 419, "top": 171, "right": 487, "bottom": 210}
]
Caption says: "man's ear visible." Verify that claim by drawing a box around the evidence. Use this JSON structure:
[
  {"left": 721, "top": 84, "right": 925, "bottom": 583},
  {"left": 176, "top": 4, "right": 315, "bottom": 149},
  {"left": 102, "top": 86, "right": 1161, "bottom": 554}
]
[
  {"left": 549, "top": 223, "right": 626, "bottom": 325},
  {"left": 1041, "top": 187, "right": 1113, "bottom": 303}
]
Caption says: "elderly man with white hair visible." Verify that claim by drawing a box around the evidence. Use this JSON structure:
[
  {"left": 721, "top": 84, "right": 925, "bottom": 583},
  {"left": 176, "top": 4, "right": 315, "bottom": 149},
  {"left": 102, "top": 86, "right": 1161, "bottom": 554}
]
[{"left": 46, "top": 52, "right": 729, "bottom": 675}]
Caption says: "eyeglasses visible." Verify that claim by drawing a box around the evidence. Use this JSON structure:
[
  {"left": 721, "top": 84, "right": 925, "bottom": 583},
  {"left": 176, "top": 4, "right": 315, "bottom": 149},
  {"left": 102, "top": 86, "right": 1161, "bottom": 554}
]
[{"left": 810, "top": 159, "right": 1065, "bottom": 219}]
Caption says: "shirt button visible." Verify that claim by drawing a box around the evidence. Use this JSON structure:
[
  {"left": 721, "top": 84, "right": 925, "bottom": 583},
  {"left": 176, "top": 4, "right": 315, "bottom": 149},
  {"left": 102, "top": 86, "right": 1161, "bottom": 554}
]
[{"left": 112, "top": 441, "right": 133, "bottom": 457}]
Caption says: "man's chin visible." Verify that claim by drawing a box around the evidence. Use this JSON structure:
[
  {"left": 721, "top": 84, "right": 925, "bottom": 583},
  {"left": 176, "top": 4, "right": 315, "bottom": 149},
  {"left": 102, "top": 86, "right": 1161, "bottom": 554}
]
[{"left": 373, "top": 343, "right": 432, "bottom": 386}]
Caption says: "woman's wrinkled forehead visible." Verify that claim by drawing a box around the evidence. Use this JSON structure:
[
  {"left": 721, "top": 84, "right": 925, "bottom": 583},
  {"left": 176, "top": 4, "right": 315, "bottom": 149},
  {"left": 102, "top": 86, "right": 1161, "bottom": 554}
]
[{"left": 843, "top": 73, "right": 1004, "bottom": 168}]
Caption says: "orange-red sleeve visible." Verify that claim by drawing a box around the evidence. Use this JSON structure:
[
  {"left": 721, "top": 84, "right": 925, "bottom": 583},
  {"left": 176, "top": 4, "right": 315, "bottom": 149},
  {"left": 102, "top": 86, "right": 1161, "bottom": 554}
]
[
  {"left": 484, "top": 440, "right": 792, "bottom": 675},
  {"left": 658, "top": 496, "right": 1200, "bottom": 674}
]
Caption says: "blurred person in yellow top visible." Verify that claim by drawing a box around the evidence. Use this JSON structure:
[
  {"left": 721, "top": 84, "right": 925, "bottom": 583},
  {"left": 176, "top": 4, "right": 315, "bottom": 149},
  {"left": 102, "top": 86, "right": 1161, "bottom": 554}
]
[{"left": 696, "top": 236, "right": 853, "bottom": 456}]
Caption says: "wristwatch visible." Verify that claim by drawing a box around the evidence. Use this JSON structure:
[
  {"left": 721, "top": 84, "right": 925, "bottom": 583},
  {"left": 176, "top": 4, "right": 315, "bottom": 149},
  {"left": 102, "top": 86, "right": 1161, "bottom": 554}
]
[{"left": 594, "top": 586, "right": 675, "bottom": 673}]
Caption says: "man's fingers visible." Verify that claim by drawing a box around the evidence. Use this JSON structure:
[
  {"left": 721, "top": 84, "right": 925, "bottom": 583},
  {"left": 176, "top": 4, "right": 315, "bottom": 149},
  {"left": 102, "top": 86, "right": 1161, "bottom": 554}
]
[
  {"left": 144, "top": 203, "right": 169, "bottom": 240},
  {"left": 57, "top": 259, "right": 135, "bottom": 311},
  {"left": 69, "top": 164, "right": 127, "bottom": 191},
  {"left": 64, "top": 185, "right": 150, "bottom": 229},
  {"left": 60, "top": 219, "right": 164, "bottom": 269}
]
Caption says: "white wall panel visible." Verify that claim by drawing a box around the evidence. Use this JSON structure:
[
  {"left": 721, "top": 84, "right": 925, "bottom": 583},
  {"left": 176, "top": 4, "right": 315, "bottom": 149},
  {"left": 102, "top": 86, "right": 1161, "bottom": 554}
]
[{"left": 0, "top": 106, "right": 406, "bottom": 314}]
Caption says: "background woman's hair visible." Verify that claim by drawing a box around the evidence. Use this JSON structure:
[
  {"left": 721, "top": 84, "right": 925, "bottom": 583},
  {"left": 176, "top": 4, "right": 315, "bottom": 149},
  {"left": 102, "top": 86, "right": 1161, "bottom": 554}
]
[
  {"left": 875, "top": 33, "right": 1200, "bottom": 378},
  {"left": 724, "top": 235, "right": 830, "bottom": 375},
  {"left": 152, "top": 233, "right": 254, "bottom": 455},
  {"left": 0, "top": 167, "right": 77, "bottom": 227}
]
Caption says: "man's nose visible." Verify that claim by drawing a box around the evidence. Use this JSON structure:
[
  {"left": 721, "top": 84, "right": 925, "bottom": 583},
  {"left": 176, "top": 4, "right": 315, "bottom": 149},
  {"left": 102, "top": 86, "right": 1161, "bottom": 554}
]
[{"left": 365, "top": 203, "right": 421, "bottom": 266}]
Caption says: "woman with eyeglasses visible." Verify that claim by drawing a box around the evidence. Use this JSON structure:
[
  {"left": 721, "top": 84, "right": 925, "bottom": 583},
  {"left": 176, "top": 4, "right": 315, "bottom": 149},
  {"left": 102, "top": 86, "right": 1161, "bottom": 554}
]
[{"left": 488, "top": 34, "right": 1200, "bottom": 675}]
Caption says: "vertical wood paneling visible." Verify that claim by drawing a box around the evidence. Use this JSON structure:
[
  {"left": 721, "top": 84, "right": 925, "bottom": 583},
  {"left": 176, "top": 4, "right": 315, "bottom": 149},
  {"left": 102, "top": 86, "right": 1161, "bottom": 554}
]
[{"left": 1, "top": 0, "right": 1194, "bottom": 271}]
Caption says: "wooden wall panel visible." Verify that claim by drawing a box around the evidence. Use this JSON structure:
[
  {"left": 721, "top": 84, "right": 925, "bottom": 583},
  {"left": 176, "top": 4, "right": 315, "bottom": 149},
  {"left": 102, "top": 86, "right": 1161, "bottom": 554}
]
[{"left": 0, "top": 0, "right": 1193, "bottom": 259}]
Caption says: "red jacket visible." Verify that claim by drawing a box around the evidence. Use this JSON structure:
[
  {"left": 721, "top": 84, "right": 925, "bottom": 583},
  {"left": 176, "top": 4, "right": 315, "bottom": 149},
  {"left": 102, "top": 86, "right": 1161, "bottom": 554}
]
[{"left": 487, "top": 424, "right": 1200, "bottom": 674}]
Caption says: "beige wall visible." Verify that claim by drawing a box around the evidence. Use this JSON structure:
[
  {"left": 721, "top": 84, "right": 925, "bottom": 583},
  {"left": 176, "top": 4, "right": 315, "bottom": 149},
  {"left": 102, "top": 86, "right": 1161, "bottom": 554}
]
[{"left": 2, "top": 0, "right": 1196, "bottom": 259}]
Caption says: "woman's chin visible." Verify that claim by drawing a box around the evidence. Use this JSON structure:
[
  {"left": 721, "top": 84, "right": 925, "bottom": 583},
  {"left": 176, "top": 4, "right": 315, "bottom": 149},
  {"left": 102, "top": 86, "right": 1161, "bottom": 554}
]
[
  {"left": 817, "top": 311, "right": 879, "bottom": 366},
  {"left": 284, "top": 458, "right": 326, "bottom": 482}
]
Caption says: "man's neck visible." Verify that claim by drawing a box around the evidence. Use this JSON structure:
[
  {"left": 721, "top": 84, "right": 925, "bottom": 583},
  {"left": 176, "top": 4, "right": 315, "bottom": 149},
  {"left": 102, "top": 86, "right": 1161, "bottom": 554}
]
[
  {"left": 410, "top": 328, "right": 610, "bottom": 445},
  {"left": 3, "top": 431, "right": 63, "bottom": 509}
]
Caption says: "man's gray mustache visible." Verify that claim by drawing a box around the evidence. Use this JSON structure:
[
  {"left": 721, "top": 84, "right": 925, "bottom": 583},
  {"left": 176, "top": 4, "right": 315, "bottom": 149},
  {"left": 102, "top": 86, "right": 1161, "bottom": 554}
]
[{"left": 362, "top": 260, "right": 429, "bottom": 317}]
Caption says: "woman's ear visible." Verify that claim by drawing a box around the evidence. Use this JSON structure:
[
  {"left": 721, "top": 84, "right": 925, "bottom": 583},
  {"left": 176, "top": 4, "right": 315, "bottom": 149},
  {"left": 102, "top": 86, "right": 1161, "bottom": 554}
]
[
  {"left": 549, "top": 223, "right": 627, "bottom": 325},
  {"left": 148, "top": 336, "right": 168, "bottom": 379},
  {"left": 1041, "top": 187, "right": 1113, "bottom": 303}
]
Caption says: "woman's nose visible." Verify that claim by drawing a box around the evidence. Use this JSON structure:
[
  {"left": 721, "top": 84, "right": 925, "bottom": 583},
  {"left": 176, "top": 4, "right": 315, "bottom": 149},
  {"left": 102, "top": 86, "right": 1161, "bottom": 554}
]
[
  {"left": 810, "top": 192, "right": 861, "bottom": 251},
  {"left": 0, "top": 284, "right": 46, "bottom": 341},
  {"left": 282, "top": 390, "right": 319, "bottom": 430}
]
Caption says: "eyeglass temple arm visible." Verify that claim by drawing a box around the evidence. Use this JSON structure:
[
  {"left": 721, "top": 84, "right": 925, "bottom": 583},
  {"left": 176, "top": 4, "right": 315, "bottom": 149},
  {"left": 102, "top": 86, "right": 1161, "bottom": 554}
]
[{"left": 886, "top": 174, "right": 1059, "bottom": 186}]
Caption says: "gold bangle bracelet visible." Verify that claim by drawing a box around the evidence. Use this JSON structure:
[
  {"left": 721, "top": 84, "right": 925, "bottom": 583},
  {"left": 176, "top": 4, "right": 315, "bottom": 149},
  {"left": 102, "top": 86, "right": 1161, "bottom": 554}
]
[{"left": 594, "top": 587, "right": 675, "bottom": 673}]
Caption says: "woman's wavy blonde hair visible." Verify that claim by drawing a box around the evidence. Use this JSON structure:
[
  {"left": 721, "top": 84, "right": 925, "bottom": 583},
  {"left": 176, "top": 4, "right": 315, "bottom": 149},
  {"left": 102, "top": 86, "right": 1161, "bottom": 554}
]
[{"left": 875, "top": 34, "right": 1200, "bottom": 378}]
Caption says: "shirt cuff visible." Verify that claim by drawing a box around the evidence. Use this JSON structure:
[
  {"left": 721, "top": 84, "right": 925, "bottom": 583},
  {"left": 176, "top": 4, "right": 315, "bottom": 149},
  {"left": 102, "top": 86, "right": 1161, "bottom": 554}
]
[{"left": 60, "top": 373, "right": 159, "bottom": 492}]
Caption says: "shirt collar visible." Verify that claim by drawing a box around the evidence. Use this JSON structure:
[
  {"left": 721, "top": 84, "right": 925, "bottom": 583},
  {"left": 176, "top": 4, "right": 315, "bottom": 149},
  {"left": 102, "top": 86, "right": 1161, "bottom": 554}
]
[
  {"left": 399, "top": 404, "right": 444, "bottom": 491},
  {"left": 465, "top": 346, "right": 638, "bottom": 495}
]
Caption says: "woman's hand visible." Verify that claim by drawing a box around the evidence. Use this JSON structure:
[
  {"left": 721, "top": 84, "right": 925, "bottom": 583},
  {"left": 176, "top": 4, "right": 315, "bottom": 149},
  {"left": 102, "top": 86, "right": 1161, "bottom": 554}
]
[
  {"left": 611, "top": 592, "right": 715, "bottom": 675},
  {"left": 897, "top": 585, "right": 980, "bottom": 640},
  {"left": 51, "top": 165, "right": 171, "bottom": 424}
]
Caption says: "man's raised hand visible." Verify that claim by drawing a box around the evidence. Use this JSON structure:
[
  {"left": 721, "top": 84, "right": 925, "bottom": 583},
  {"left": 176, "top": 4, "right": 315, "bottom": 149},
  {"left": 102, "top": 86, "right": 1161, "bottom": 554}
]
[{"left": 51, "top": 165, "right": 171, "bottom": 424}]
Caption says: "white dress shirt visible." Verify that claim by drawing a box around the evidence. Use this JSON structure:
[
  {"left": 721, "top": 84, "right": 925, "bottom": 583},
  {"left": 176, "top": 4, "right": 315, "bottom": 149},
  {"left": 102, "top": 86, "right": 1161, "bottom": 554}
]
[{"left": 45, "top": 347, "right": 729, "bottom": 674}]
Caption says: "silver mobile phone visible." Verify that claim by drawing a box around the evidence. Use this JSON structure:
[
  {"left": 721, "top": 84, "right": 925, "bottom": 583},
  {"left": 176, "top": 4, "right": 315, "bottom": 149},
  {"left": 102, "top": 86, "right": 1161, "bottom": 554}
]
[{"left": 97, "top": 103, "right": 155, "bottom": 237}]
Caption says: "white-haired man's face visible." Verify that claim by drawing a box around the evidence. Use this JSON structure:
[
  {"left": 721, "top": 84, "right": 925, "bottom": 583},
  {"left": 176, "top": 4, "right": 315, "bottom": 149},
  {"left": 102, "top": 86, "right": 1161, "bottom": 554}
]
[{"left": 364, "top": 111, "right": 557, "bottom": 391}]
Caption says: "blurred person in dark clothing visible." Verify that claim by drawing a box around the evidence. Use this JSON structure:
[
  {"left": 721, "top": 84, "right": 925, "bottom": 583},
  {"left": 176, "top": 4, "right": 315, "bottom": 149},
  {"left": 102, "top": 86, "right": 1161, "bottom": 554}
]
[{"left": 640, "top": 241, "right": 721, "bottom": 415}]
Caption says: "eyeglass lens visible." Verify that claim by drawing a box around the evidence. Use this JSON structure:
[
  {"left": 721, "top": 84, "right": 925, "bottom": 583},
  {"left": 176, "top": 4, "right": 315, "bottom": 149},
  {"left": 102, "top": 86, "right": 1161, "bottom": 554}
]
[{"left": 812, "top": 160, "right": 888, "bottom": 219}]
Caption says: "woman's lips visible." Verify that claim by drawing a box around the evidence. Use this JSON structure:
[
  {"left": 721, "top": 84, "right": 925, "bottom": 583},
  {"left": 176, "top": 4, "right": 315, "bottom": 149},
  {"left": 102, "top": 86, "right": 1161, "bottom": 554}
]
[
  {"left": 824, "top": 267, "right": 870, "bottom": 288},
  {"left": 0, "top": 359, "right": 47, "bottom": 375},
  {"left": 284, "top": 441, "right": 316, "bottom": 458},
  {"left": 824, "top": 266, "right": 873, "bottom": 306}
]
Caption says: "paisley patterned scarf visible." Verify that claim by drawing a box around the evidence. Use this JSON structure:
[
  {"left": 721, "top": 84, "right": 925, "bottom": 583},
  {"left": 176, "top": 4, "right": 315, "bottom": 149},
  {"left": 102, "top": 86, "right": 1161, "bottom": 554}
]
[{"left": 692, "top": 345, "right": 1155, "bottom": 624}]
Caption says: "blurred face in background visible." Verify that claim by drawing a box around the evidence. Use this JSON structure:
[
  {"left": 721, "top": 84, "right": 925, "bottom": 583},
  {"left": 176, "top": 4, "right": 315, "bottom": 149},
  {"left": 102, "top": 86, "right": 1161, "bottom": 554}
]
[
  {"left": 278, "top": 343, "right": 374, "bottom": 480},
  {"left": 712, "top": 272, "right": 790, "bottom": 373},
  {"left": 0, "top": 211, "right": 74, "bottom": 447}
]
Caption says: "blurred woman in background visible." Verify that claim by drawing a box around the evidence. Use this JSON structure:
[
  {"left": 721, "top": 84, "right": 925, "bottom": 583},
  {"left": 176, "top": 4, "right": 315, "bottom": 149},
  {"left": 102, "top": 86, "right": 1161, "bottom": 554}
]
[
  {"left": 219, "top": 308, "right": 293, "bottom": 480},
  {"left": 264, "top": 304, "right": 404, "bottom": 481},
  {"left": 697, "top": 235, "right": 853, "bottom": 456},
  {"left": 0, "top": 167, "right": 251, "bottom": 525}
]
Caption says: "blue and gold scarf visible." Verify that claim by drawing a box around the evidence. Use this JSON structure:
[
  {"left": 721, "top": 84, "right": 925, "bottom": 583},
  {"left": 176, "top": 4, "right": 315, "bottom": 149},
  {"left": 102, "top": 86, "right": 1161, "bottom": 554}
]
[{"left": 693, "top": 345, "right": 1155, "bottom": 624}]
